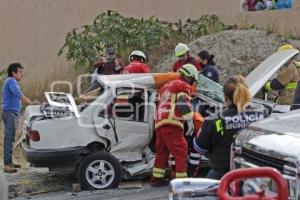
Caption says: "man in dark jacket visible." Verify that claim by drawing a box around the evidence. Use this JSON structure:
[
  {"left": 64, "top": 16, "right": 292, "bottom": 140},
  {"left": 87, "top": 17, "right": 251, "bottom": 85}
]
[{"left": 92, "top": 47, "right": 124, "bottom": 83}]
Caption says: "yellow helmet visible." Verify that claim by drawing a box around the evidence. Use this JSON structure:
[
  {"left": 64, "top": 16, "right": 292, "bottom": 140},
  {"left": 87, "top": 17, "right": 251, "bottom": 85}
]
[
  {"left": 175, "top": 43, "right": 190, "bottom": 57},
  {"left": 278, "top": 44, "right": 294, "bottom": 52},
  {"left": 178, "top": 64, "right": 199, "bottom": 81}
]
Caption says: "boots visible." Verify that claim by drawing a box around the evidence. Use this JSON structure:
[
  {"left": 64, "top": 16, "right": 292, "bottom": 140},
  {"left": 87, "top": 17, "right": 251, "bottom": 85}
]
[
  {"left": 187, "top": 164, "right": 200, "bottom": 177},
  {"left": 4, "top": 165, "right": 17, "bottom": 173},
  {"left": 13, "top": 163, "right": 22, "bottom": 168},
  {"left": 150, "top": 176, "right": 169, "bottom": 187}
]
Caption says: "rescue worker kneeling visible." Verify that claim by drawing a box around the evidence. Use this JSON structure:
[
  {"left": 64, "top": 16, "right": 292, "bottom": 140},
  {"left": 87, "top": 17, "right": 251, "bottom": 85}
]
[
  {"left": 193, "top": 75, "right": 266, "bottom": 180},
  {"left": 151, "top": 64, "right": 198, "bottom": 187}
]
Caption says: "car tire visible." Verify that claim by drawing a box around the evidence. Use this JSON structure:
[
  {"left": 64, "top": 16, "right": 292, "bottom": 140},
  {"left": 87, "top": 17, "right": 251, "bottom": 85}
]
[{"left": 78, "top": 151, "right": 122, "bottom": 190}]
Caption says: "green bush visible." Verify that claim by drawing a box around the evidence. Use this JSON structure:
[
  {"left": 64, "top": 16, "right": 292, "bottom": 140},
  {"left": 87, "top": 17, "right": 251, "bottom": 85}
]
[{"left": 59, "top": 11, "right": 228, "bottom": 69}]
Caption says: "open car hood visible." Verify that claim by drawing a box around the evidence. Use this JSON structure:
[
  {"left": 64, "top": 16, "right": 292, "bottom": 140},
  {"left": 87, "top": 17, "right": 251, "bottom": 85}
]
[{"left": 246, "top": 49, "right": 299, "bottom": 97}]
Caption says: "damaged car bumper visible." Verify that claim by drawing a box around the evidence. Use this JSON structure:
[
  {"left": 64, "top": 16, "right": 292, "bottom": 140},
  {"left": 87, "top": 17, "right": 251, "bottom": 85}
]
[{"left": 22, "top": 142, "right": 85, "bottom": 170}]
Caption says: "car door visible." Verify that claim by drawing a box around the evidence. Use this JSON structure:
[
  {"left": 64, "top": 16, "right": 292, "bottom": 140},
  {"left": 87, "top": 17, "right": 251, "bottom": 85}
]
[{"left": 93, "top": 84, "right": 150, "bottom": 152}]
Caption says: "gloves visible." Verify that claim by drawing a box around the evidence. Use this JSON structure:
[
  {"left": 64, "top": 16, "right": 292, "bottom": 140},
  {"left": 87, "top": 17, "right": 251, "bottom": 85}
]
[
  {"left": 265, "top": 82, "right": 272, "bottom": 92},
  {"left": 262, "top": 82, "right": 271, "bottom": 94},
  {"left": 185, "top": 119, "right": 194, "bottom": 136},
  {"left": 295, "top": 61, "right": 300, "bottom": 68}
]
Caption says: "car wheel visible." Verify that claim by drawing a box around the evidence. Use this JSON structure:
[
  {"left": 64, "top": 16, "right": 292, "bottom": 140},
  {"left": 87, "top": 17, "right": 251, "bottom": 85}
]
[{"left": 78, "top": 152, "right": 122, "bottom": 190}]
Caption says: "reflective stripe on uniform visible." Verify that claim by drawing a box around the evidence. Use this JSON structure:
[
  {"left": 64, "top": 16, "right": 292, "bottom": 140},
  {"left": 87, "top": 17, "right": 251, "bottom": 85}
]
[
  {"left": 153, "top": 167, "right": 165, "bottom": 173},
  {"left": 152, "top": 167, "right": 165, "bottom": 178},
  {"left": 182, "top": 112, "right": 193, "bottom": 120},
  {"left": 189, "top": 152, "right": 201, "bottom": 165},
  {"left": 153, "top": 172, "right": 164, "bottom": 178},
  {"left": 176, "top": 172, "right": 187, "bottom": 178},
  {"left": 169, "top": 94, "right": 177, "bottom": 119},
  {"left": 177, "top": 92, "right": 191, "bottom": 100},
  {"left": 193, "top": 138, "right": 208, "bottom": 154},
  {"left": 189, "top": 152, "right": 201, "bottom": 158},
  {"left": 189, "top": 159, "right": 200, "bottom": 165},
  {"left": 285, "top": 82, "right": 298, "bottom": 90},
  {"left": 155, "top": 93, "right": 185, "bottom": 129},
  {"left": 215, "top": 119, "right": 224, "bottom": 135},
  {"left": 155, "top": 119, "right": 184, "bottom": 129}
]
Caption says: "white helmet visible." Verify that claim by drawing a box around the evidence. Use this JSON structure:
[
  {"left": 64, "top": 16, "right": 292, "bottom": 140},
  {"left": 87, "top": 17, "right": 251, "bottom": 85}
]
[
  {"left": 178, "top": 64, "right": 199, "bottom": 81},
  {"left": 175, "top": 43, "right": 190, "bottom": 57},
  {"left": 129, "top": 50, "right": 147, "bottom": 63}
]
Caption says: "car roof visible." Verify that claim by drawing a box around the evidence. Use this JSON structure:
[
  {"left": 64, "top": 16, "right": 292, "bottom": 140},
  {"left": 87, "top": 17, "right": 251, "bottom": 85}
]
[{"left": 97, "top": 73, "right": 179, "bottom": 89}]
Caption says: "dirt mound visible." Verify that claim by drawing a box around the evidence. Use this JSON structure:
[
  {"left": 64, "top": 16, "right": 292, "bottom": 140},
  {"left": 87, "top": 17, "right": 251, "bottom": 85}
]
[{"left": 155, "top": 30, "right": 300, "bottom": 83}]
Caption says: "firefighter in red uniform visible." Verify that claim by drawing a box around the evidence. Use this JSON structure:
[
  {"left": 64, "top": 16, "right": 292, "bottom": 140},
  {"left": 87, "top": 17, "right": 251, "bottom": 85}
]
[
  {"left": 172, "top": 43, "right": 201, "bottom": 72},
  {"left": 169, "top": 111, "right": 204, "bottom": 177},
  {"left": 151, "top": 64, "right": 199, "bottom": 186},
  {"left": 122, "top": 50, "right": 150, "bottom": 74}
]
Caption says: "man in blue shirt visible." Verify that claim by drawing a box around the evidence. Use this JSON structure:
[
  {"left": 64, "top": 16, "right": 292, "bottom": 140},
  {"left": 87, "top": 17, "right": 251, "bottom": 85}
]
[{"left": 2, "top": 63, "right": 38, "bottom": 173}]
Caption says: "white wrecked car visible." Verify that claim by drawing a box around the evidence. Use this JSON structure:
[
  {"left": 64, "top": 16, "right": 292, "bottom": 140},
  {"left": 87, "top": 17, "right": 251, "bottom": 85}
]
[{"left": 20, "top": 49, "right": 298, "bottom": 190}]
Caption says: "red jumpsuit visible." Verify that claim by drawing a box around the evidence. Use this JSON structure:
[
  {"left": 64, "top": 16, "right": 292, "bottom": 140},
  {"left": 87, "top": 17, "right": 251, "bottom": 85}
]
[
  {"left": 152, "top": 78, "right": 192, "bottom": 179},
  {"left": 169, "top": 112, "right": 204, "bottom": 177},
  {"left": 122, "top": 60, "right": 150, "bottom": 74},
  {"left": 172, "top": 56, "right": 201, "bottom": 72}
]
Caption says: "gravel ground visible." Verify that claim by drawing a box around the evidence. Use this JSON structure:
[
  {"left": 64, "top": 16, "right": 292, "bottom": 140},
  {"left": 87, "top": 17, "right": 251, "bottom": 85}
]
[
  {"left": 4, "top": 167, "right": 169, "bottom": 200},
  {"left": 13, "top": 182, "right": 169, "bottom": 200}
]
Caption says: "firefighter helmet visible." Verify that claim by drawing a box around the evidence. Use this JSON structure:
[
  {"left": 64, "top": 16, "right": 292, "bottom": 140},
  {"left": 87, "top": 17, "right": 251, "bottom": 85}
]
[
  {"left": 278, "top": 44, "right": 294, "bottom": 52},
  {"left": 129, "top": 50, "right": 147, "bottom": 63},
  {"left": 175, "top": 43, "right": 190, "bottom": 57},
  {"left": 178, "top": 64, "right": 199, "bottom": 81}
]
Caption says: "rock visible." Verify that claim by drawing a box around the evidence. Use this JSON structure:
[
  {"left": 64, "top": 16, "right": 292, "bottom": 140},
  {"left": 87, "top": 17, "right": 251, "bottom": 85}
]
[
  {"left": 24, "top": 187, "right": 32, "bottom": 193},
  {"left": 156, "top": 30, "right": 300, "bottom": 83},
  {"left": 72, "top": 183, "right": 81, "bottom": 193}
]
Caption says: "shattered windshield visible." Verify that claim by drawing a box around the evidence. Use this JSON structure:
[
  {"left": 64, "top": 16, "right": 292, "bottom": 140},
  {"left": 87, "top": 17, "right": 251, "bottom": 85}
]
[{"left": 196, "top": 74, "right": 224, "bottom": 104}]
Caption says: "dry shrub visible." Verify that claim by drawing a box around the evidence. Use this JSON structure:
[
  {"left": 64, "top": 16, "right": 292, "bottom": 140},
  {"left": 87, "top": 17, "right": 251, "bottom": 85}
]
[{"left": 21, "top": 62, "right": 87, "bottom": 102}]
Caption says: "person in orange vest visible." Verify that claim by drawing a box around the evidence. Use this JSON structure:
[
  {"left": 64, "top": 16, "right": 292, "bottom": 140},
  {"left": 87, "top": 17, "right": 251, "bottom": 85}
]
[
  {"left": 122, "top": 50, "right": 150, "bottom": 74},
  {"left": 172, "top": 43, "right": 201, "bottom": 72},
  {"left": 151, "top": 64, "right": 199, "bottom": 187}
]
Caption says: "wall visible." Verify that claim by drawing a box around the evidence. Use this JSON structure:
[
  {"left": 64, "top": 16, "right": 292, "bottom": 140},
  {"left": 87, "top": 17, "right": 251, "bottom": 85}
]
[{"left": 1, "top": 0, "right": 300, "bottom": 73}]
